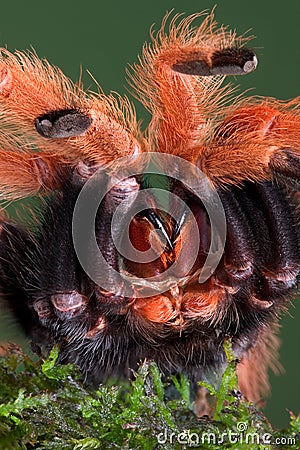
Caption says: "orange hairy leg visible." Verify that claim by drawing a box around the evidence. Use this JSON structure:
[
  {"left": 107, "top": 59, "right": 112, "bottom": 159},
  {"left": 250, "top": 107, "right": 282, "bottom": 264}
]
[
  {"left": 130, "top": 12, "right": 257, "bottom": 159},
  {"left": 0, "top": 49, "right": 141, "bottom": 168},
  {"left": 196, "top": 100, "right": 300, "bottom": 185},
  {"left": 131, "top": 12, "right": 300, "bottom": 186},
  {"left": 0, "top": 149, "right": 68, "bottom": 198},
  {"left": 0, "top": 119, "right": 70, "bottom": 198}
]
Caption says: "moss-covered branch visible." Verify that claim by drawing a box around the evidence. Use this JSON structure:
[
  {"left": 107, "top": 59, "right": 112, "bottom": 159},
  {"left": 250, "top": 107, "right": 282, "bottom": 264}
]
[{"left": 0, "top": 343, "right": 298, "bottom": 449}]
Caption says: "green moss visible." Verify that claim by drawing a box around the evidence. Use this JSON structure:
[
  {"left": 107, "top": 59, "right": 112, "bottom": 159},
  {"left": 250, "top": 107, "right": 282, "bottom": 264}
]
[{"left": 0, "top": 343, "right": 298, "bottom": 449}]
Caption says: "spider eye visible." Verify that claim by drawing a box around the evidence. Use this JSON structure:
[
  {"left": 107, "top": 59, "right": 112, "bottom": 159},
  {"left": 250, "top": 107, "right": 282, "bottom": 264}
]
[
  {"left": 172, "top": 47, "right": 257, "bottom": 76},
  {"left": 35, "top": 108, "right": 92, "bottom": 138}
]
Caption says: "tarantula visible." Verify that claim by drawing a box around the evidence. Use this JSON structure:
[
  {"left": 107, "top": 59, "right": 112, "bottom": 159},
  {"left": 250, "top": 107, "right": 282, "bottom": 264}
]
[{"left": 0, "top": 11, "right": 299, "bottom": 406}]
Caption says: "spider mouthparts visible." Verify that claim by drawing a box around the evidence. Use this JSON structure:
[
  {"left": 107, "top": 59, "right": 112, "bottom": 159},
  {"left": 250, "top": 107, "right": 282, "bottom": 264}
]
[{"left": 143, "top": 209, "right": 174, "bottom": 253}]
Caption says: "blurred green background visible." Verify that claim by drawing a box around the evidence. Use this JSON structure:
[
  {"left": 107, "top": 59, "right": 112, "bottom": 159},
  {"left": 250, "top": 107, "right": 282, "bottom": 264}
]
[{"left": 0, "top": 0, "right": 299, "bottom": 429}]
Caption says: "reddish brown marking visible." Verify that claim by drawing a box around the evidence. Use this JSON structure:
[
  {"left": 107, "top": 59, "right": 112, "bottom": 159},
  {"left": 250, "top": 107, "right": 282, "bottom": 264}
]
[
  {"left": 126, "top": 216, "right": 173, "bottom": 278},
  {"left": 133, "top": 295, "right": 176, "bottom": 323},
  {"left": 182, "top": 279, "right": 225, "bottom": 319}
]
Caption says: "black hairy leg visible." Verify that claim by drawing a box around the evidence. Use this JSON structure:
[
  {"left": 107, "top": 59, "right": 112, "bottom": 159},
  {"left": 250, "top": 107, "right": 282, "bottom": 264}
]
[{"left": 0, "top": 220, "right": 48, "bottom": 342}]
